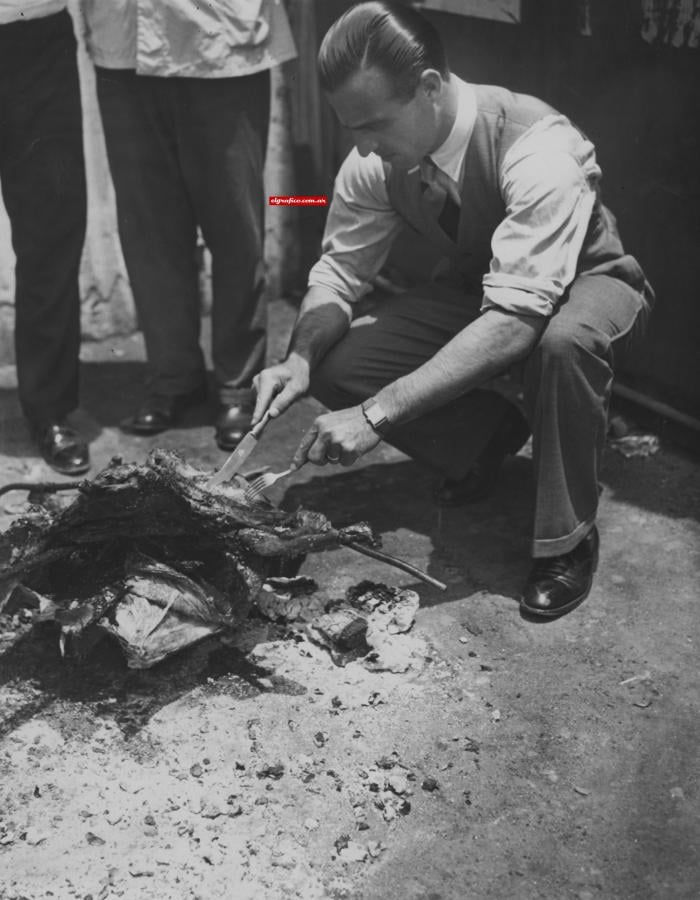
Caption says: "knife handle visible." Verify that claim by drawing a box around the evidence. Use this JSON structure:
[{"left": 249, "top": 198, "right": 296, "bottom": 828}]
[{"left": 250, "top": 408, "right": 272, "bottom": 439}]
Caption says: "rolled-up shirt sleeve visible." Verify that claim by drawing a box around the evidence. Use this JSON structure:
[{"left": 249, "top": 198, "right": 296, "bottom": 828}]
[
  {"left": 308, "top": 148, "right": 404, "bottom": 304},
  {"left": 482, "top": 117, "right": 600, "bottom": 317}
]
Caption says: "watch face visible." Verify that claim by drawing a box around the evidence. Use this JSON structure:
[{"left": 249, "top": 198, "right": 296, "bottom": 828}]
[{"left": 363, "top": 400, "right": 389, "bottom": 435}]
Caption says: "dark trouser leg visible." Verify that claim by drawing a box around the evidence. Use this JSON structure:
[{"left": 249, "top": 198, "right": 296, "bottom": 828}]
[
  {"left": 177, "top": 72, "right": 270, "bottom": 402},
  {"left": 523, "top": 273, "right": 652, "bottom": 558},
  {"left": 0, "top": 11, "right": 86, "bottom": 426},
  {"left": 310, "top": 285, "right": 520, "bottom": 480},
  {"left": 95, "top": 68, "right": 205, "bottom": 397}
]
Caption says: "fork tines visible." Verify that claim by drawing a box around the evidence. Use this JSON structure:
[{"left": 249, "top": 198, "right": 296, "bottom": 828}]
[{"left": 244, "top": 466, "right": 294, "bottom": 502}]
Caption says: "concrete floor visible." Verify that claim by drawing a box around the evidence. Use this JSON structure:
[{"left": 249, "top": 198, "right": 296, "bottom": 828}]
[{"left": 1, "top": 301, "right": 699, "bottom": 899}]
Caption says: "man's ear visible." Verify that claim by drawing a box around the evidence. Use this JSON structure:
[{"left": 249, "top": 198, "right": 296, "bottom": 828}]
[{"left": 418, "top": 68, "right": 445, "bottom": 101}]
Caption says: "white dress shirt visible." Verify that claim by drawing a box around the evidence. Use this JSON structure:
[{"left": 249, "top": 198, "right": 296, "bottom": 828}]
[
  {"left": 309, "top": 76, "right": 601, "bottom": 318},
  {"left": 0, "top": 0, "right": 64, "bottom": 24}
]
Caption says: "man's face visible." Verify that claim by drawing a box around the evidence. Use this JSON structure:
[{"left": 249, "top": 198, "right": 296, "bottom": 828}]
[{"left": 327, "top": 65, "right": 441, "bottom": 170}]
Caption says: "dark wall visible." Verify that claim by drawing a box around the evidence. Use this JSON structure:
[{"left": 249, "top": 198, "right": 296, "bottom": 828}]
[{"left": 301, "top": 0, "right": 700, "bottom": 417}]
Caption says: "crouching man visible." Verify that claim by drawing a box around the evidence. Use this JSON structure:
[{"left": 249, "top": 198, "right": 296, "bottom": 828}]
[{"left": 253, "top": 1, "right": 653, "bottom": 618}]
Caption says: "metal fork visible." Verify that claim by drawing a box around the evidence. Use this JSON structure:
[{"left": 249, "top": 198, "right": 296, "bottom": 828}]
[{"left": 244, "top": 466, "right": 296, "bottom": 502}]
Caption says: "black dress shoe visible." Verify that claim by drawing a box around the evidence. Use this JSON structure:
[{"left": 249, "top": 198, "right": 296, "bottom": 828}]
[
  {"left": 215, "top": 399, "right": 254, "bottom": 451},
  {"left": 34, "top": 422, "right": 90, "bottom": 477},
  {"left": 120, "top": 383, "right": 208, "bottom": 435},
  {"left": 520, "top": 527, "right": 599, "bottom": 618},
  {"left": 435, "top": 405, "right": 530, "bottom": 506}
]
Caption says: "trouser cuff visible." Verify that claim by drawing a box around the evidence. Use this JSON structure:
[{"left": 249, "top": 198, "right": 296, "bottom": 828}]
[{"left": 532, "top": 515, "right": 596, "bottom": 558}]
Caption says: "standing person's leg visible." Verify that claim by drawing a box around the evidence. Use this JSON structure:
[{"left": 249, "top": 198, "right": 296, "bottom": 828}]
[
  {"left": 0, "top": 11, "right": 89, "bottom": 475},
  {"left": 520, "top": 272, "right": 652, "bottom": 616},
  {"left": 178, "top": 72, "right": 270, "bottom": 450},
  {"left": 310, "top": 284, "right": 529, "bottom": 481},
  {"left": 94, "top": 68, "right": 207, "bottom": 434}
]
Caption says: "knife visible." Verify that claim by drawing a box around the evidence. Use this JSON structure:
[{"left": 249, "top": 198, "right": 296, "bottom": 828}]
[{"left": 205, "top": 410, "right": 272, "bottom": 489}]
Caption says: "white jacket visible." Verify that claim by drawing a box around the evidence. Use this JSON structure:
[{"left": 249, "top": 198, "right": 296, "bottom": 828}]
[{"left": 80, "top": 0, "right": 296, "bottom": 77}]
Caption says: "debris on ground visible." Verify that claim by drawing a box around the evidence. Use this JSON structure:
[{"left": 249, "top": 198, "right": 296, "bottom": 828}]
[
  {"left": 303, "top": 581, "right": 426, "bottom": 672},
  {"left": 338, "top": 840, "right": 369, "bottom": 862},
  {"left": 355, "top": 758, "right": 417, "bottom": 823},
  {"left": 255, "top": 575, "right": 325, "bottom": 623},
  {"left": 306, "top": 606, "right": 371, "bottom": 666},
  {"left": 608, "top": 433, "right": 660, "bottom": 458},
  {"left": 622, "top": 675, "right": 659, "bottom": 709},
  {"left": 256, "top": 761, "right": 286, "bottom": 779},
  {"left": 253, "top": 576, "right": 429, "bottom": 672}
]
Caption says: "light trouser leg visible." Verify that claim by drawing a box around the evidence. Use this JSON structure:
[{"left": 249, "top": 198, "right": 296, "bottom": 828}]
[
  {"left": 310, "top": 285, "right": 523, "bottom": 480},
  {"left": 523, "top": 273, "right": 652, "bottom": 558}
]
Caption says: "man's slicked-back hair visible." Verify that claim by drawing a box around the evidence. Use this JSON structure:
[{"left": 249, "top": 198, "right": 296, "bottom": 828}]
[{"left": 318, "top": 1, "right": 449, "bottom": 101}]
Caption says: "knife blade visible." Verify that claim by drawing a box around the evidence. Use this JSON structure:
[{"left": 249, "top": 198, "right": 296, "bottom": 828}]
[{"left": 206, "top": 410, "right": 271, "bottom": 489}]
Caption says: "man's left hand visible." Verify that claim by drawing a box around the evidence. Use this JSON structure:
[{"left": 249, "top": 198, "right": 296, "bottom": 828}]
[{"left": 292, "top": 406, "right": 382, "bottom": 468}]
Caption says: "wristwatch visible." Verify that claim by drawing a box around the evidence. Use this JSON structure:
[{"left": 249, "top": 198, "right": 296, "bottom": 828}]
[{"left": 361, "top": 397, "right": 391, "bottom": 437}]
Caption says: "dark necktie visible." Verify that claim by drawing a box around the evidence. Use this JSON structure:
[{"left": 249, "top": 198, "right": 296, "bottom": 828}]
[
  {"left": 438, "top": 192, "right": 461, "bottom": 242},
  {"left": 421, "top": 157, "right": 461, "bottom": 242}
]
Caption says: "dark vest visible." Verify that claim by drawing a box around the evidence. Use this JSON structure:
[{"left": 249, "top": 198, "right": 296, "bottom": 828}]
[{"left": 385, "top": 84, "right": 650, "bottom": 300}]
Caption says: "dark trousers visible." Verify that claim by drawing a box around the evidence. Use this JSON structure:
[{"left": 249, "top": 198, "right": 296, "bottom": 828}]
[
  {"left": 311, "top": 275, "right": 652, "bottom": 557},
  {"left": 94, "top": 67, "right": 270, "bottom": 401},
  {"left": 0, "top": 11, "right": 86, "bottom": 426}
]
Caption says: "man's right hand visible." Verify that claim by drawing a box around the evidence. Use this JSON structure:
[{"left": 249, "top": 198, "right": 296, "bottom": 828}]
[{"left": 251, "top": 354, "right": 311, "bottom": 426}]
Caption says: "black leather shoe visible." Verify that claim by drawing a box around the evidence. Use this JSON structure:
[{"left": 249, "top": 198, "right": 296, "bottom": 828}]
[
  {"left": 520, "top": 527, "right": 599, "bottom": 618},
  {"left": 435, "top": 405, "right": 530, "bottom": 506},
  {"left": 120, "top": 383, "right": 208, "bottom": 435},
  {"left": 34, "top": 422, "right": 90, "bottom": 477},
  {"left": 215, "top": 399, "right": 254, "bottom": 451}
]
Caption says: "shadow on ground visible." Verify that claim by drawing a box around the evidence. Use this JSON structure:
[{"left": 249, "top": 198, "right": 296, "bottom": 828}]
[
  {"left": 77, "top": 360, "right": 221, "bottom": 431},
  {"left": 0, "top": 360, "right": 219, "bottom": 460},
  {"left": 600, "top": 444, "right": 700, "bottom": 525},
  {"left": 281, "top": 455, "right": 536, "bottom": 607},
  {"left": 0, "top": 619, "right": 305, "bottom": 741}
]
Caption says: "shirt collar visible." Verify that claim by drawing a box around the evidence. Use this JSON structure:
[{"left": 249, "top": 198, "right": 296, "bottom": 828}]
[{"left": 427, "top": 76, "right": 476, "bottom": 184}]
